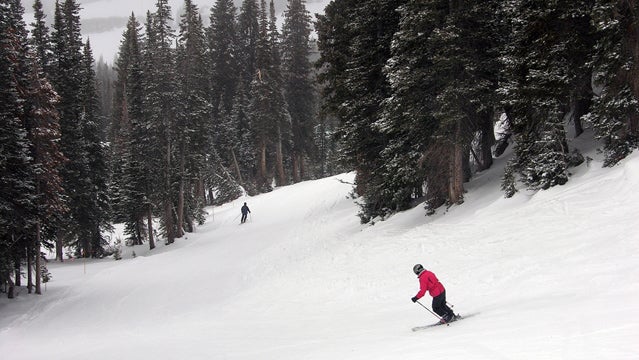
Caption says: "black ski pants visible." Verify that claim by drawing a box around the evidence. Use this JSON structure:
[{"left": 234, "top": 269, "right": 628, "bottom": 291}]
[{"left": 432, "top": 291, "right": 454, "bottom": 318}]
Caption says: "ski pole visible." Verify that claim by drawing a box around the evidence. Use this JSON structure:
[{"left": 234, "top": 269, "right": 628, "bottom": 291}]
[
  {"left": 447, "top": 301, "right": 454, "bottom": 308},
  {"left": 415, "top": 300, "right": 443, "bottom": 321}
]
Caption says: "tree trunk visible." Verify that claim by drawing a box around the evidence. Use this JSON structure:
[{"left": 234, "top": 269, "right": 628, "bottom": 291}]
[
  {"left": 299, "top": 155, "right": 306, "bottom": 181},
  {"left": 260, "top": 141, "right": 267, "bottom": 186},
  {"left": 165, "top": 138, "right": 174, "bottom": 245},
  {"left": 231, "top": 148, "right": 243, "bottom": 184},
  {"left": 56, "top": 230, "right": 64, "bottom": 262},
  {"left": 177, "top": 154, "right": 185, "bottom": 239},
  {"left": 477, "top": 112, "right": 495, "bottom": 171},
  {"left": 197, "top": 178, "right": 206, "bottom": 205},
  {"left": 14, "top": 260, "right": 21, "bottom": 287},
  {"left": 448, "top": 121, "right": 465, "bottom": 204},
  {"left": 7, "top": 276, "right": 15, "bottom": 299},
  {"left": 275, "top": 134, "right": 286, "bottom": 186},
  {"left": 35, "top": 221, "right": 42, "bottom": 295},
  {"left": 164, "top": 201, "right": 174, "bottom": 245},
  {"left": 292, "top": 153, "right": 300, "bottom": 183},
  {"left": 147, "top": 204, "right": 155, "bottom": 250},
  {"left": 27, "top": 245, "right": 33, "bottom": 294}
]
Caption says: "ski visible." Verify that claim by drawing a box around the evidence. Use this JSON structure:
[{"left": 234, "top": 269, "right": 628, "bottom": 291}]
[{"left": 411, "top": 312, "right": 478, "bottom": 332}]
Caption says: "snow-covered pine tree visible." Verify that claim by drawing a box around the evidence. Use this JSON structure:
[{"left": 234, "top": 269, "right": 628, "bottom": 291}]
[
  {"left": 268, "top": 0, "right": 292, "bottom": 187},
  {"left": 51, "top": 0, "right": 99, "bottom": 258},
  {"left": 500, "top": 0, "right": 593, "bottom": 192},
  {"left": 142, "top": 1, "right": 179, "bottom": 244},
  {"left": 29, "top": 0, "right": 53, "bottom": 77},
  {"left": 232, "top": 85, "right": 257, "bottom": 193},
  {"left": 208, "top": 0, "right": 239, "bottom": 116},
  {"left": 281, "top": 0, "right": 316, "bottom": 183},
  {"left": 315, "top": 0, "right": 356, "bottom": 179},
  {"left": 377, "top": 0, "right": 445, "bottom": 214},
  {"left": 248, "top": 0, "right": 277, "bottom": 191},
  {"left": 316, "top": 0, "right": 404, "bottom": 222},
  {"left": 176, "top": 0, "right": 212, "bottom": 235},
  {"left": 587, "top": 0, "right": 639, "bottom": 166},
  {"left": 420, "top": 0, "right": 502, "bottom": 207},
  {"left": 22, "top": 53, "right": 66, "bottom": 294},
  {"left": 95, "top": 59, "right": 115, "bottom": 140},
  {"left": 237, "top": 0, "right": 260, "bottom": 92},
  {"left": 0, "top": 0, "right": 37, "bottom": 297},
  {"left": 208, "top": 0, "right": 243, "bottom": 192},
  {"left": 110, "top": 13, "right": 151, "bottom": 247},
  {"left": 79, "top": 40, "right": 112, "bottom": 256}
]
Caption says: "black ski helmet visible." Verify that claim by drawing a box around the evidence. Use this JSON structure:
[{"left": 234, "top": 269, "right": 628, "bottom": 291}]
[{"left": 413, "top": 264, "right": 424, "bottom": 276}]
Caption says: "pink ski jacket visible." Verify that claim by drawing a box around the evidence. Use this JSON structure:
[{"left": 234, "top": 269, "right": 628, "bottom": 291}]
[{"left": 414, "top": 270, "right": 445, "bottom": 299}]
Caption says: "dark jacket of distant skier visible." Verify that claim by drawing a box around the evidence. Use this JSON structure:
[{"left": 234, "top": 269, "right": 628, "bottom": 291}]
[
  {"left": 411, "top": 264, "right": 456, "bottom": 323},
  {"left": 240, "top": 203, "right": 251, "bottom": 224}
]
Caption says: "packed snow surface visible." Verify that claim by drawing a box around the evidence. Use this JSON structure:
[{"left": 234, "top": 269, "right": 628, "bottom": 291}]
[{"left": 1, "top": 147, "right": 639, "bottom": 359}]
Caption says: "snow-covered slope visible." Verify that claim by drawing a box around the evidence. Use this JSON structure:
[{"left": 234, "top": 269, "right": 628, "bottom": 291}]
[{"left": 1, "top": 141, "right": 639, "bottom": 359}]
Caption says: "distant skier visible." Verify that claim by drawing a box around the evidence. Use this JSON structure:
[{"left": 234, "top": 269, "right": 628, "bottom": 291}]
[
  {"left": 240, "top": 202, "right": 251, "bottom": 224},
  {"left": 411, "top": 264, "right": 456, "bottom": 323}
]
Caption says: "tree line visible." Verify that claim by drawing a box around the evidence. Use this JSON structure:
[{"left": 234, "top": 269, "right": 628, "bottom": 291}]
[
  {"left": 1, "top": 0, "right": 332, "bottom": 298},
  {"left": 315, "top": 0, "right": 639, "bottom": 222}
]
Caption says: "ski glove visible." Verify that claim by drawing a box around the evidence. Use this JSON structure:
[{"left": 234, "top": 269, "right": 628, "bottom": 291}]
[{"left": 411, "top": 296, "right": 418, "bottom": 303}]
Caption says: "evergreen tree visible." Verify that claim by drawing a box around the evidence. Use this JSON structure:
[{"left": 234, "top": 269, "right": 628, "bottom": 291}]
[
  {"left": 237, "top": 0, "right": 260, "bottom": 91},
  {"left": 29, "top": 0, "right": 52, "bottom": 76},
  {"left": 110, "top": 13, "right": 148, "bottom": 247},
  {"left": 281, "top": 0, "right": 316, "bottom": 182},
  {"left": 79, "top": 40, "right": 112, "bottom": 256},
  {"left": 0, "top": 0, "right": 37, "bottom": 296},
  {"left": 316, "top": 0, "right": 404, "bottom": 222},
  {"left": 50, "top": 0, "right": 93, "bottom": 257},
  {"left": 500, "top": 0, "right": 594, "bottom": 192},
  {"left": 248, "top": 0, "right": 275, "bottom": 191},
  {"left": 232, "top": 86, "right": 257, "bottom": 192},
  {"left": 268, "top": 0, "right": 292, "bottom": 186},
  {"left": 208, "top": 0, "right": 239, "bottom": 116},
  {"left": 587, "top": 0, "right": 639, "bottom": 166},
  {"left": 143, "top": 1, "right": 179, "bottom": 244},
  {"left": 95, "top": 58, "right": 115, "bottom": 141},
  {"left": 122, "top": 13, "right": 156, "bottom": 249},
  {"left": 22, "top": 55, "right": 66, "bottom": 294},
  {"left": 176, "top": 0, "right": 212, "bottom": 235}
]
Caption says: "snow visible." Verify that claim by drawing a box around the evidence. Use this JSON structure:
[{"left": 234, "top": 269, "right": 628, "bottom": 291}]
[{"left": 1, "top": 135, "right": 639, "bottom": 359}]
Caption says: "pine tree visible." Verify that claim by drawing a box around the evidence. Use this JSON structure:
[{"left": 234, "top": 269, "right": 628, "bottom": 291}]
[
  {"left": 22, "top": 55, "right": 66, "bottom": 294},
  {"left": 110, "top": 13, "right": 151, "bottom": 247},
  {"left": 50, "top": 0, "right": 95, "bottom": 257},
  {"left": 232, "top": 87, "right": 257, "bottom": 192},
  {"left": 143, "top": 1, "right": 179, "bottom": 244},
  {"left": 587, "top": 0, "right": 639, "bottom": 166},
  {"left": 237, "top": 0, "right": 260, "bottom": 91},
  {"left": 124, "top": 13, "right": 156, "bottom": 249},
  {"left": 281, "top": 0, "right": 316, "bottom": 183},
  {"left": 316, "top": 0, "right": 404, "bottom": 222},
  {"left": 268, "top": 0, "right": 292, "bottom": 186},
  {"left": 176, "top": 0, "right": 212, "bottom": 236},
  {"left": 80, "top": 40, "right": 112, "bottom": 256},
  {"left": 0, "top": 0, "right": 37, "bottom": 296},
  {"left": 29, "top": 0, "right": 52, "bottom": 76},
  {"left": 208, "top": 0, "right": 239, "bottom": 116},
  {"left": 248, "top": 0, "right": 276, "bottom": 191},
  {"left": 500, "top": 0, "right": 594, "bottom": 191}
]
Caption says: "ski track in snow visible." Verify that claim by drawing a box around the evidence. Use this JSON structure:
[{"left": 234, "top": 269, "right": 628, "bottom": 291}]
[{"left": 1, "top": 148, "right": 639, "bottom": 359}]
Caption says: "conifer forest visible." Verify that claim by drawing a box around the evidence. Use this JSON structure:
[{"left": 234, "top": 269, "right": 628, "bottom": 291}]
[{"left": 1, "top": 0, "right": 638, "bottom": 297}]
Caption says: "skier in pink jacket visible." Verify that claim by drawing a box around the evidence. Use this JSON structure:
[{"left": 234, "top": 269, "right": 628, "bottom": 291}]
[{"left": 411, "top": 264, "right": 456, "bottom": 323}]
